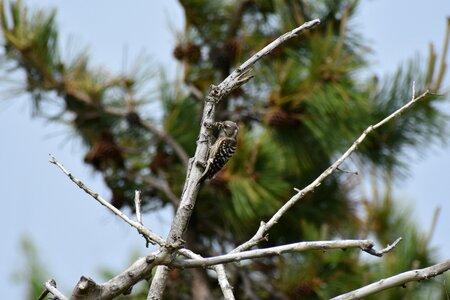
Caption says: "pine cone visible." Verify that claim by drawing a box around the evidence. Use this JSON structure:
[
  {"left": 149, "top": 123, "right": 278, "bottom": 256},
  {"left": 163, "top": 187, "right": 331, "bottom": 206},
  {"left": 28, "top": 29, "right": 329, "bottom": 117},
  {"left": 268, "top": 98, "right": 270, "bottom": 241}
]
[
  {"left": 126, "top": 111, "right": 141, "bottom": 127},
  {"left": 149, "top": 151, "right": 173, "bottom": 174},
  {"left": 84, "top": 131, "right": 124, "bottom": 170},
  {"left": 173, "top": 44, "right": 185, "bottom": 61},
  {"left": 184, "top": 43, "right": 201, "bottom": 63},
  {"left": 173, "top": 43, "right": 201, "bottom": 63},
  {"left": 265, "top": 108, "right": 300, "bottom": 128}
]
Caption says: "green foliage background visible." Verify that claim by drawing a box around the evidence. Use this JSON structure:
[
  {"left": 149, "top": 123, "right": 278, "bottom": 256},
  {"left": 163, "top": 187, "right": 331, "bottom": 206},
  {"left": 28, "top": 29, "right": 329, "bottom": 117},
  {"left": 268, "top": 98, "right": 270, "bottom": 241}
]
[{"left": 2, "top": 0, "right": 449, "bottom": 299}]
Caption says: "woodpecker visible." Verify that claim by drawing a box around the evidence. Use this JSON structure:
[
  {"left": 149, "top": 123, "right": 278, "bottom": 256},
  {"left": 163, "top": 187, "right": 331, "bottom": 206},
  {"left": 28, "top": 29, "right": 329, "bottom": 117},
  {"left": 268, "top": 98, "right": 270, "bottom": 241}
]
[{"left": 199, "top": 121, "right": 239, "bottom": 182}]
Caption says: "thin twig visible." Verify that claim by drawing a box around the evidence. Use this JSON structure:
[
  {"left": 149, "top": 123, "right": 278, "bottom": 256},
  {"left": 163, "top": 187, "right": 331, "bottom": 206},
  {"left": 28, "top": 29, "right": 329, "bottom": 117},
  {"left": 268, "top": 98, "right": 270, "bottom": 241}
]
[
  {"left": 336, "top": 167, "right": 359, "bottom": 175},
  {"left": 233, "top": 88, "right": 430, "bottom": 253},
  {"left": 215, "top": 265, "right": 235, "bottom": 300},
  {"left": 360, "top": 237, "right": 402, "bottom": 257},
  {"left": 425, "top": 206, "right": 441, "bottom": 246},
  {"left": 331, "top": 259, "right": 450, "bottom": 300},
  {"left": 217, "top": 19, "right": 320, "bottom": 96},
  {"left": 50, "top": 155, "right": 223, "bottom": 298},
  {"left": 178, "top": 249, "right": 235, "bottom": 300},
  {"left": 135, "top": 190, "right": 143, "bottom": 224},
  {"left": 36, "top": 289, "right": 49, "bottom": 300},
  {"left": 49, "top": 155, "right": 166, "bottom": 246},
  {"left": 43, "top": 279, "right": 67, "bottom": 300},
  {"left": 36, "top": 279, "right": 53, "bottom": 300},
  {"left": 172, "top": 239, "right": 400, "bottom": 268}
]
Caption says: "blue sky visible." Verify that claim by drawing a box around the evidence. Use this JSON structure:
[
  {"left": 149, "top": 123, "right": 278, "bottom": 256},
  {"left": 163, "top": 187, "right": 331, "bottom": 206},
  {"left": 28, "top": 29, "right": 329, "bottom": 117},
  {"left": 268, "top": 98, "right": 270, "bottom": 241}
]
[{"left": 0, "top": 1, "right": 449, "bottom": 299}]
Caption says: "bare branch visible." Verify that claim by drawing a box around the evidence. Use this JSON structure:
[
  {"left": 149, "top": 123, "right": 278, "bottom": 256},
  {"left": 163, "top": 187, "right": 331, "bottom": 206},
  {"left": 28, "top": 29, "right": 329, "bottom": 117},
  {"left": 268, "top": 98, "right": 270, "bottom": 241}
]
[
  {"left": 147, "top": 19, "right": 321, "bottom": 299},
  {"left": 50, "top": 155, "right": 227, "bottom": 299},
  {"left": 148, "top": 266, "right": 170, "bottom": 300},
  {"left": 215, "top": 265, "right": 235, "bottom": 300},
  {"left": 173, "top": 239, "right": 400, "bottom": 268},
  {"left": 39, "top": 279, "right": 67, "bottom": 300},
  {"left": 361, "top": 237, "right": 403, "bottom": 257},
  {"left": 217, "top": 19, "right": 321, "bottom": 97},
  {"left": 70, "top": 251, "right": 162, "bottom": 299},
  {"left": 233, "top": 89, "right": 430, "bottom": 253},
  {"left": 178, "top": 249, "right": 235, "bottom": 299},
  {"left": 36, "top": 288, "right": 49, "bottom": 300},
  {"left": 134, "top": 190, "right": 143, "bottom": 224},
  {"left": 331, "top": 259, "right": 450, "bottom": 300},
  {"left": 49, "top": 155, "right": 166, "bottom": 247},
  {"left": 65, "top": 246, "right": 229, "bottom": 300}
]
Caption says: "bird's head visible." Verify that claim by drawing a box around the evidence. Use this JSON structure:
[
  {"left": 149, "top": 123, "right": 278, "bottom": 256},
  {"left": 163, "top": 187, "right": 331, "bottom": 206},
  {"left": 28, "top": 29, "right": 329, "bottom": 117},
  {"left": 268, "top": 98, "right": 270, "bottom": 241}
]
[{"left": 221, "top": 121, "right": 239, "bottom": 138}]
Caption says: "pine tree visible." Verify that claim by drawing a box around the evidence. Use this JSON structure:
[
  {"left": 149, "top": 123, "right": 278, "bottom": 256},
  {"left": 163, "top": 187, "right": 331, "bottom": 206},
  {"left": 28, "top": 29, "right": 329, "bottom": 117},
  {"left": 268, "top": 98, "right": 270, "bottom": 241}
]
[{"left": 1, "top": 0, "right": 449, "bottom": 298}]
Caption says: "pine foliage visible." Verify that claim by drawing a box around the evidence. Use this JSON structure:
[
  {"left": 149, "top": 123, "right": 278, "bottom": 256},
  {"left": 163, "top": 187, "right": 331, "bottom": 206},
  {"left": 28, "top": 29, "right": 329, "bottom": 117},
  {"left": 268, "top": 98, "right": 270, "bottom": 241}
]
[{"left": 2, "top": 0, "right": 449, "bottom": 298}]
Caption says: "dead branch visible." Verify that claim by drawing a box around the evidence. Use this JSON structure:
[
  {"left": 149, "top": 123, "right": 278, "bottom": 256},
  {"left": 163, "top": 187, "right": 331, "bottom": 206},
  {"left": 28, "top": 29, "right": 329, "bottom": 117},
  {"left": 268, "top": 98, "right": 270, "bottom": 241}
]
[
  {"left": 233, "top": 86, "right": 430, "bottom": 253},
  {"left": 36, "top": 279, "right": 66, "bottom": 300},
  {"left": 331, "top": 259, "right": 450, "bottom": 300},
  {"left": 49, "top": 155, "right": 166, "bottom": 247},
  {"left": 172, "top": 239, "right": 401, "bottom": 268}
]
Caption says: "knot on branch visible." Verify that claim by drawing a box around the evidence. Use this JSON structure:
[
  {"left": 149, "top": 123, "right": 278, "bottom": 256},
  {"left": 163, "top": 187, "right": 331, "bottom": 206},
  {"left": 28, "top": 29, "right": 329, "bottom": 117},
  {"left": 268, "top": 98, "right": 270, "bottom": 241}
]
[
  {"left": 72, "top": 276, "right": 101, "bottom": 297},
  {"left": 209, "top": 84, "right": 220, "bottom": 97},
  {"left": 205, "top": 95, "right": 217, "bottom": 103},
  {"left": 146, "top": 254, "right": 157, "bottom": 263},
  {"left": 167, "top": 235, "right": 185, "bottom": 251}
]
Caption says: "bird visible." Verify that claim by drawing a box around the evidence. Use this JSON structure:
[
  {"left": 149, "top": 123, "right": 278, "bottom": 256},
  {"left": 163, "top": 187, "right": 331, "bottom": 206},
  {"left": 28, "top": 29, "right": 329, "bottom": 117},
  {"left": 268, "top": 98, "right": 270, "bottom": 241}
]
[{"left": 199, "top": 120, "right": 239, "bottom": 183}]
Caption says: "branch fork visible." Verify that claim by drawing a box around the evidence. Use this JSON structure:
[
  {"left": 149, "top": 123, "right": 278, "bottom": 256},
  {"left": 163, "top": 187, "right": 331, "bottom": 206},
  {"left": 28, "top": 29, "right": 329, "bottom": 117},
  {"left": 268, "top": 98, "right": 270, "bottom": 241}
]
[{"left": 45, "top": 18, "right": 449, "bottom": 300}]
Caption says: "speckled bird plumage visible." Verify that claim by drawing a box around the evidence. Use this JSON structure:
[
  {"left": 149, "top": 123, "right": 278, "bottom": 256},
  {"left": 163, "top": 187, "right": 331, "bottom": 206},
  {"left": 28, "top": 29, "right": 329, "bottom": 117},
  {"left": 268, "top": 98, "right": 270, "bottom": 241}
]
[{"left": 200, "top": 121, "right": 239, "bottom": 182}]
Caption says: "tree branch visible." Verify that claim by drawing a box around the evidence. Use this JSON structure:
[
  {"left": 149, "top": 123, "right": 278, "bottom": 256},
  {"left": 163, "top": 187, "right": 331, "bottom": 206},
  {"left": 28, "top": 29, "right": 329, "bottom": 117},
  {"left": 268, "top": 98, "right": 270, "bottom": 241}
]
[
  {"left": 37, "top": 279, "right": 67, "bottom": 300},
  {"left": 50, "top": 155, "right": 230, "bottom": 298},
  {"left": 49, "top": 155, "right": 166, "bottom": 247},
  {"left": 233, "top": 87, "right": 430, "bottom": 253},
  {"left": 134, "top": 190, "right": 143, "bottom": 224},
  {"left": 331, "top": 259, "right": 450, "bottom": 300},
  {"left": 215, "top": 265, "right": 235, "bottom": 300},
  {"left": 147, "top": 19, "right": 321, "bottom": 299},
  {"left": 178, "top": 249, "right": 235, "bottom": 300},
  {"left": 216, "top": 19, "right": 320, "bottom": 96},
  {"left": 68, "top": 247, "right": 226, "bottom": 299},
  {"left": 172, "top": 239, "right": 401, "bottom": 268},
  {"left": 361, "top": 237, "right": 402, "bottom": 257},
  {"left": 70, "top": 251, "right": 164, "bottom": 299}
]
